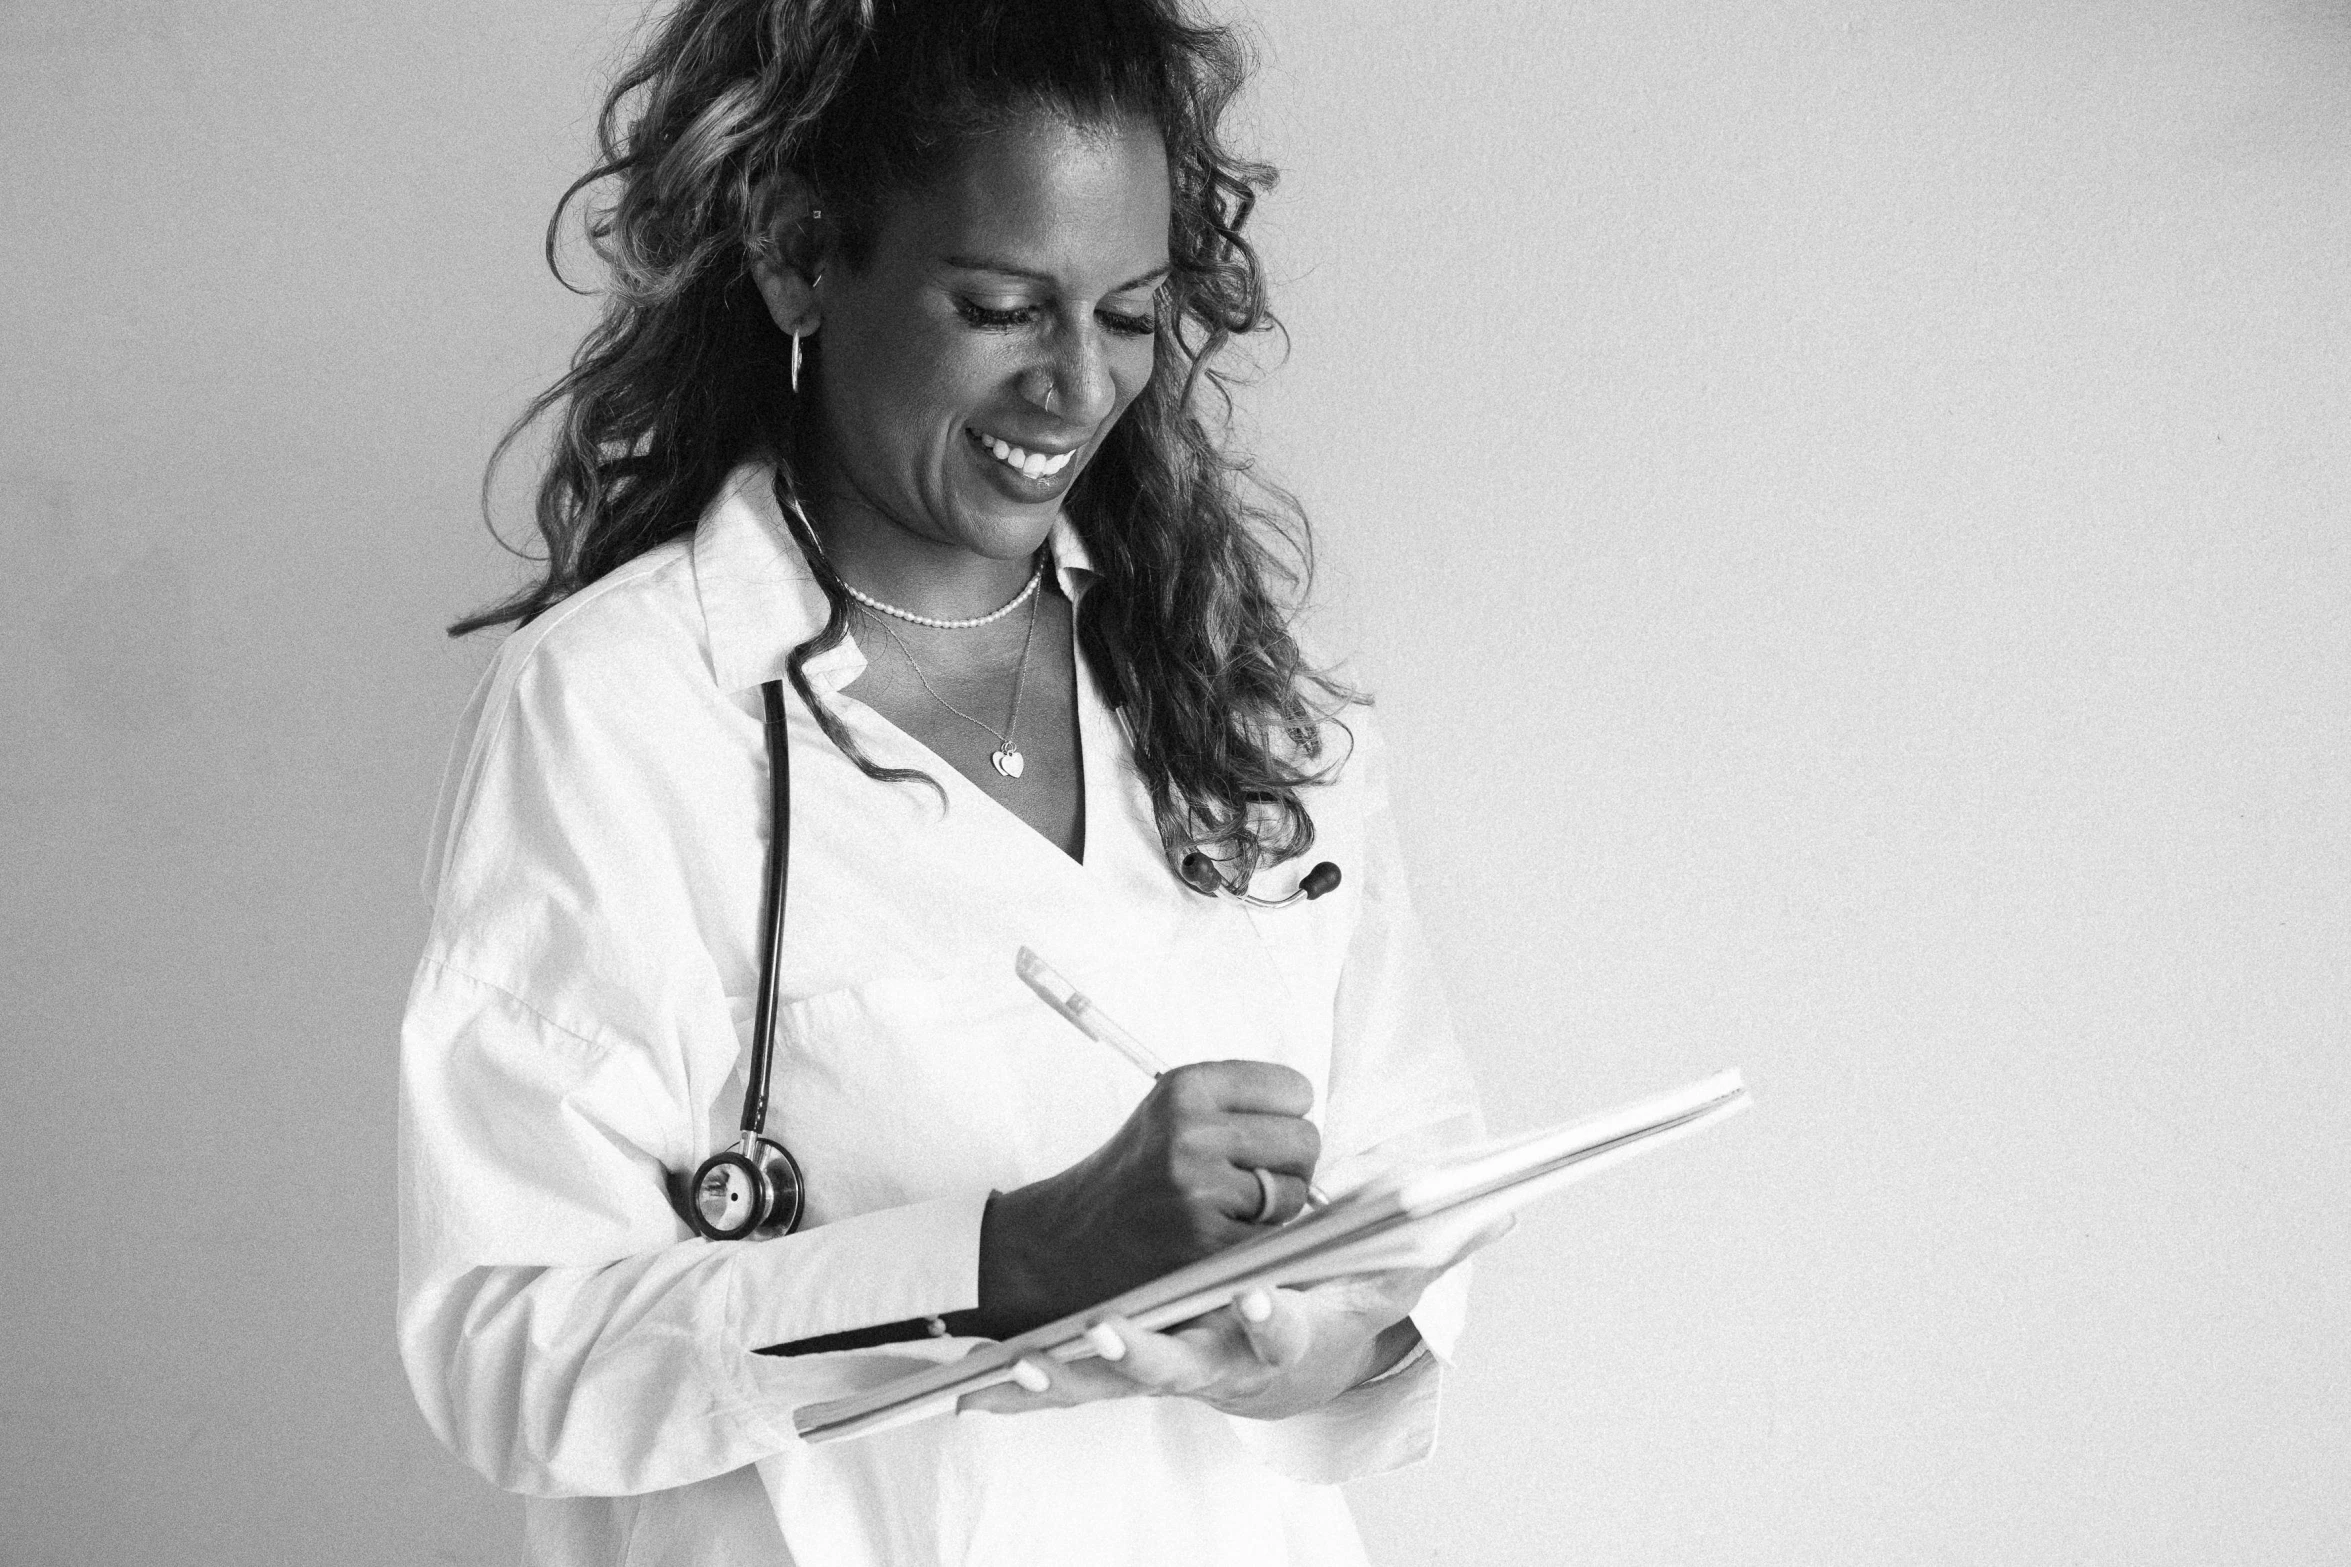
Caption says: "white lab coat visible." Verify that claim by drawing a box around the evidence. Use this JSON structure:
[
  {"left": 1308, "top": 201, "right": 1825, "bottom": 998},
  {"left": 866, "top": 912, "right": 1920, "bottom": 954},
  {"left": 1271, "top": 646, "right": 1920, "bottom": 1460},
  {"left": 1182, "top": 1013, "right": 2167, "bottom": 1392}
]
[{"left": 398, "top": 463, "right": 1484, "bottom": 1565}]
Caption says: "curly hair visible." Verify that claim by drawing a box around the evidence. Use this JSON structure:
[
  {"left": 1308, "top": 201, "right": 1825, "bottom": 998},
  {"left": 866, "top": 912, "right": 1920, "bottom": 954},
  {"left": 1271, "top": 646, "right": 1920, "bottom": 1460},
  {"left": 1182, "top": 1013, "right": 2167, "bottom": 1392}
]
[{"left": 457, "top": 0, "right": 1354, "bottom": 893}]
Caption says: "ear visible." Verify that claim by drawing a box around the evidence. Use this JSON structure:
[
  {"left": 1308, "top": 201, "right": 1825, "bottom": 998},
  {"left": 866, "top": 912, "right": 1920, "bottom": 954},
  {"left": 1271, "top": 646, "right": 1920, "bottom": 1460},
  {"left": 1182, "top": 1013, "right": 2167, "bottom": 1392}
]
[
  {"left": 748, "top": 243, "right": 824, "bottom": 338},
  {"left": 747, "top": 175, "right": 830, "bottom": 337}
]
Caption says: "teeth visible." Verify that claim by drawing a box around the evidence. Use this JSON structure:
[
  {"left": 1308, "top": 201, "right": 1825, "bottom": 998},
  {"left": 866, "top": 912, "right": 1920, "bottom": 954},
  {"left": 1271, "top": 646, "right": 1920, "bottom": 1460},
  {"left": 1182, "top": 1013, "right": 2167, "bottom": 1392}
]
[{"left": 978, "top": 432, "right": 1074, "bottom": 479}]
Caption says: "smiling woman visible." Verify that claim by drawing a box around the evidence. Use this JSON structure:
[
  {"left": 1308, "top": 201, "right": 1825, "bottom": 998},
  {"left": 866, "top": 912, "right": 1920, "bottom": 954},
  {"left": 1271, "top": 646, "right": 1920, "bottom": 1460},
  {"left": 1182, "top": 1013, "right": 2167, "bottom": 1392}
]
[
  {"left": 400, "top": 1, "right": 1495, "bottom": 1563},
  {"left": 457, "top": 0, "right": 1330, "bottom": 896},
  {"left": 778, "top": 116, "right": 1169, "bottom": 549},
  {"left": 752, "top": 114, "right": 1173, "bottom": 855}
]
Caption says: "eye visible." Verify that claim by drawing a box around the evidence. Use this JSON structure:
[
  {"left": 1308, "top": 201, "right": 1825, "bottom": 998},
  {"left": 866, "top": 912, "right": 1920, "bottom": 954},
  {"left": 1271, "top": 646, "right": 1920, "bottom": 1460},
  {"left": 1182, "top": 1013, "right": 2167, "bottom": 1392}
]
[
  {"left": 1099, "top": 286, "right": 1163, "bottom": 339},
  {"left": 1097, "top": 305, "right": 1157, "bottom": 339},
  {"left": 953, "top": 297, "right": 1038, "bottom": 331}
]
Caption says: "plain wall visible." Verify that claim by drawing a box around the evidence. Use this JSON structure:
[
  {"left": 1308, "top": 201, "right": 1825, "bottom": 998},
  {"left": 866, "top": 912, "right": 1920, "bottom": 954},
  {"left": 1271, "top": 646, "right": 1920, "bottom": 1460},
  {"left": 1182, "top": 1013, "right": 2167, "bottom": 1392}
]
[{"left": 3, "top": 2, "right": 2343, "bottom": 1563}]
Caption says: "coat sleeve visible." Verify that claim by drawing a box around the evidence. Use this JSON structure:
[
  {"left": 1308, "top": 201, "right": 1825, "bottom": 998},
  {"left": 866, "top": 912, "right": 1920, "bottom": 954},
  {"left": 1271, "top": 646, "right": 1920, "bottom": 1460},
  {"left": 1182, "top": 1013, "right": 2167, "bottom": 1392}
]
[
  {"left": 1226, "top": 708, "right": 1488, "bottom": 1483},
  {"left": 398, "top": 607, "right": 986, "bottom": 1500}
]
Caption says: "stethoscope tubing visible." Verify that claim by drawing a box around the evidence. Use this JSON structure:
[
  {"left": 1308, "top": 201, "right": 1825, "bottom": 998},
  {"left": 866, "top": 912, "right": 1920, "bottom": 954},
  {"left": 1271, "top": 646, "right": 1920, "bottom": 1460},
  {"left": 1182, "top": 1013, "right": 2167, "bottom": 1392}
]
[{"left": 739, "top": 679, "right": 793, "bottom": 1141}]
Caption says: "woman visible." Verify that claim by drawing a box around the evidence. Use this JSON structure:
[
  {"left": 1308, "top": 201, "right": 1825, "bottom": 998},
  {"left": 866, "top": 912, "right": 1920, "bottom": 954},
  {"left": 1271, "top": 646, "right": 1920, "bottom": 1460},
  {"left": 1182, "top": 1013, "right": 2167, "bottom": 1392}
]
[{"left": 400, "top": 0, "right": 1492, "bottom": 1561}]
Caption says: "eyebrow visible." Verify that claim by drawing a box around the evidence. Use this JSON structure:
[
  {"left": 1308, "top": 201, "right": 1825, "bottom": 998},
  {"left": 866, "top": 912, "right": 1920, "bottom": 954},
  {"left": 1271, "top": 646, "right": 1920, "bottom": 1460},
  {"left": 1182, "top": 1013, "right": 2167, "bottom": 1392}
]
[{"left": 942, "top": 256, "right": 1172, "bottom": 293}]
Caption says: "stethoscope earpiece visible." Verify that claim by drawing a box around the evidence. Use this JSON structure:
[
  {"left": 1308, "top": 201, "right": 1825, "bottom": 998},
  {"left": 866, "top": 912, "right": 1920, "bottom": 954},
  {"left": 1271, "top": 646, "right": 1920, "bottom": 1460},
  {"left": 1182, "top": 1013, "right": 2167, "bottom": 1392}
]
[
  {"left": 1291, "top": 862, "right": 1342, "bottom": 901},
  {"left": 1183, "top": 856, "right": 1343, "bottom": 909}
]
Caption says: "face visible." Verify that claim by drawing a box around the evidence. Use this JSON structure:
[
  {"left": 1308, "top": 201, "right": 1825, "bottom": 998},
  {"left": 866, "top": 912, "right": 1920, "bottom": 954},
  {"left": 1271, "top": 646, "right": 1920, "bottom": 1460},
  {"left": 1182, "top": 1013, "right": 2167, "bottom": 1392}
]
[{"left": 801, "top": 112, "right": 1171, "bottom": 565}]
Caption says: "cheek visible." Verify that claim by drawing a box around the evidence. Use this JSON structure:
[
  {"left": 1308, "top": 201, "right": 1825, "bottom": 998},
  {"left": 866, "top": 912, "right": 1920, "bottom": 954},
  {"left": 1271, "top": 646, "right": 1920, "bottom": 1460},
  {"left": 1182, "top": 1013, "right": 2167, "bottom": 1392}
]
[
  {"left": 887, "top": 325, "right": 1018, "bottom": 429},
  {"left": 1109, "top": 337, "right": 1158, "bottom": 416},
  {"left": 871, "top": 325, "right": 969, "bottom": 414},
  {"left": 830, "top": 320, "right": 990, "bottom": 455}
]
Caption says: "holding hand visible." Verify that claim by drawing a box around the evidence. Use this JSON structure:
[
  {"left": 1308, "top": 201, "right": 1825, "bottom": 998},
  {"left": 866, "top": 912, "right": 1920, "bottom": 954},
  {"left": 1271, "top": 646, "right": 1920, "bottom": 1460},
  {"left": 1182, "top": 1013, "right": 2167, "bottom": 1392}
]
[
  {"left": 958, "top": 1216, "right": 1514, "bottom": 1421},
  {"left": 971, "top": 1060, "right": 1322, "bottom": 1337}
]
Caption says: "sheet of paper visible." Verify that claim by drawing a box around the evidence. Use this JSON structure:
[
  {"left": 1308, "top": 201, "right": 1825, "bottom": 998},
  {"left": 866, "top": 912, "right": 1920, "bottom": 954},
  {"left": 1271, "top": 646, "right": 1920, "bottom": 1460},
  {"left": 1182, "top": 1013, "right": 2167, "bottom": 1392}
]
[{"left": 792, "top": 1070, "right": 1750, "bottom": 1444}]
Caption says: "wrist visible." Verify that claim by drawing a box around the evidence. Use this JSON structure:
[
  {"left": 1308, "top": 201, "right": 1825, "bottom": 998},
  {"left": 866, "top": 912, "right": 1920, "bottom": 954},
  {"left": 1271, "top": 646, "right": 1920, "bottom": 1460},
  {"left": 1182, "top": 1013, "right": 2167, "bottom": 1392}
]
[{"left": 970, "top": 1187, "right": 1051, "bottom": 1338}]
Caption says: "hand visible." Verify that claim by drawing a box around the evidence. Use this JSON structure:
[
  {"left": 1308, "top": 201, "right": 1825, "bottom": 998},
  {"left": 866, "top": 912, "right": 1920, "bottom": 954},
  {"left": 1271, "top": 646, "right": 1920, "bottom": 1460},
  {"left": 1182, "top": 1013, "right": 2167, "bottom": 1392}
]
[
  {"left": 957, "top": 1284, "right": 1388, "bottom": 1423},
  {"left": 960, "top": 1215, "right": 1515, "bottom": 1422},
  {"left": 968, "top": 1061, "right": 1321, "bottom": 1336}
]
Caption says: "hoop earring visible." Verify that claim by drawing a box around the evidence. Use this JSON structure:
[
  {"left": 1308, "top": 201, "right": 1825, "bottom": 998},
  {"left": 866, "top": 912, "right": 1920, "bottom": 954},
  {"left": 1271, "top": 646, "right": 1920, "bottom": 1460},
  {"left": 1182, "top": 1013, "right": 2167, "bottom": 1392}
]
[{"left": 790, "top": 206, "right": 823, "bottom": 396}]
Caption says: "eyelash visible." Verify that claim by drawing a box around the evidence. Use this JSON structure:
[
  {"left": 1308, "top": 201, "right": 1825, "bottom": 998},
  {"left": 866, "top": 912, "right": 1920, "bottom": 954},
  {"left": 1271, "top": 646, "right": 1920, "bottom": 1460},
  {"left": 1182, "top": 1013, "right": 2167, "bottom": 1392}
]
[{"left": 954, "top": 298, "right": 1158, "bottom": 339}]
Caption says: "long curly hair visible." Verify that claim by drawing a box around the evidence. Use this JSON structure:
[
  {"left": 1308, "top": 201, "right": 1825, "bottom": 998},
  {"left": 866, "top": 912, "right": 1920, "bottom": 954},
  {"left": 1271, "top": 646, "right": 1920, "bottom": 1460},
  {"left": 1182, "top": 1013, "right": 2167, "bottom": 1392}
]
[{"left": 457, "top": 0, "right": 1353, "bottom": 893}]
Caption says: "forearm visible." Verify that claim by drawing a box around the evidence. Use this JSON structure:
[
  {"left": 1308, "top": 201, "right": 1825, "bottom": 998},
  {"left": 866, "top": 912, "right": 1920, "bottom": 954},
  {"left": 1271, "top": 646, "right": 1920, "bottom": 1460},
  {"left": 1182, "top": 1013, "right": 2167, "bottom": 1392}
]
[
  {"left": 402, "top": 1193, "right": 989, "bottom": 1498},
  {"left": 406, "top": 1251, "right": 766, "bottom": 1498}
]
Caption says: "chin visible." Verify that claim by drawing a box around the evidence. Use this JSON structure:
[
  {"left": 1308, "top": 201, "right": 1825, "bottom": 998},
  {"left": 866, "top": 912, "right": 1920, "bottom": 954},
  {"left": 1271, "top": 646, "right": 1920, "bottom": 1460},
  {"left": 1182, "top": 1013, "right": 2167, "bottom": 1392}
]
[{"left": 950, "top": 504, "right": 1060, "bottom": 561}]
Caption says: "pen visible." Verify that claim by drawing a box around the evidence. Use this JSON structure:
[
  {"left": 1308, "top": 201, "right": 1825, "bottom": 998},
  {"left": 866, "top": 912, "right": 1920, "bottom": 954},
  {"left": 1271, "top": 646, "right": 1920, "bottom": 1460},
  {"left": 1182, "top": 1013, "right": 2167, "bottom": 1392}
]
[
  {"left": 1014, "top": 947, "right": 1171, "bottom": 1077},
  {"left": 1014, "top": 946, "right": 1327, "bottom": 1208}
]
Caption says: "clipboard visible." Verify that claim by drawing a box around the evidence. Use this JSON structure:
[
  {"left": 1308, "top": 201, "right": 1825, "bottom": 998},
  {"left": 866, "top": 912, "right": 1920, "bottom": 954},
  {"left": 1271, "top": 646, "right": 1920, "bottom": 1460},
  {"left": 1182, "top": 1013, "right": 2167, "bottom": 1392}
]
[{"left": 791, "top": 1069, "right": 1752, "bottom": 1444}]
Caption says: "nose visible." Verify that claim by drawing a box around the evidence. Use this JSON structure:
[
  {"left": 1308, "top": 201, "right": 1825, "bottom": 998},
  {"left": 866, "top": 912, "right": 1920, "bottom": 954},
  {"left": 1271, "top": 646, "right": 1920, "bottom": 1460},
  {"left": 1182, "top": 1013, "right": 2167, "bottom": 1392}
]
[{"left": 1018, "top": 316, "right": 1119, "bottom": 429}]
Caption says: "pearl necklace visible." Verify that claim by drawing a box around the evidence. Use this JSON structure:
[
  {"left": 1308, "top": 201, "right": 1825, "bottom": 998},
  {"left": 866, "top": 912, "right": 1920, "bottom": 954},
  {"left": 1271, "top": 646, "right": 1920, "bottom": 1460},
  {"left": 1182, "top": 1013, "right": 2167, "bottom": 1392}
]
[
  {"left": 773, "top": 479, "right": 1045, "bottom": 630},
  {"left": 841, "top": 558, "right": 1044, "bottom": 630}
]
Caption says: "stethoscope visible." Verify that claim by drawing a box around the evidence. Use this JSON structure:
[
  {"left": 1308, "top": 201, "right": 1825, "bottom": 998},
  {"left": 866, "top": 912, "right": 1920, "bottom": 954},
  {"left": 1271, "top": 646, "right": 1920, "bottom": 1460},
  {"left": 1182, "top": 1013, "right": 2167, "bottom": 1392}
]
[
  {"left": 681, "top": 679, "right": 1343, "bottom": 1242},
  {"left": 684, "top": 680, "right": 808, "bottom": 1241}
]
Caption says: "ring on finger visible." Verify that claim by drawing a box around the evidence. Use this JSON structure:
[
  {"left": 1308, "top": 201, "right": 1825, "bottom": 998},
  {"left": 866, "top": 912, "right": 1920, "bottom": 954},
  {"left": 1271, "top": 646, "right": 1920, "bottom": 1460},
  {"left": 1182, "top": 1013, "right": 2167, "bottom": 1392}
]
[{"left": 1249, "top": 1165, "right": 1281, "bottom": 1225}]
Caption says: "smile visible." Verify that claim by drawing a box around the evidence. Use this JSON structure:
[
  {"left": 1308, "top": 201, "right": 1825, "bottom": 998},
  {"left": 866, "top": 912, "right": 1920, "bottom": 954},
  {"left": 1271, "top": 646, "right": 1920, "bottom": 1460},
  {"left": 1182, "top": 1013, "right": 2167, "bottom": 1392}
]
[{"left": 968, "top": 428, "right": 1077, "bottom": 481}]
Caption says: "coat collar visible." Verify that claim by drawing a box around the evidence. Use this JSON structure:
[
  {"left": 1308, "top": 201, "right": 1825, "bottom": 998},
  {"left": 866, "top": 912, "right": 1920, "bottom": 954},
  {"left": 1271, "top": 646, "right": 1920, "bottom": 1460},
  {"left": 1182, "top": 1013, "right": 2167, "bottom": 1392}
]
[{"left": 691, "top": 460, "right": 1096, "bottom": 696}]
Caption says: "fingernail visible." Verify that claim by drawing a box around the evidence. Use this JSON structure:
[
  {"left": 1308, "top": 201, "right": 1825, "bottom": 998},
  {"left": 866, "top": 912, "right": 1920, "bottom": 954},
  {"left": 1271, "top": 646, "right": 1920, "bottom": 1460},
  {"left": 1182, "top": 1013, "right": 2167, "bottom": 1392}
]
[
  {"left": 1085, "top": 1323, "right": 1127, "bottom": 1362},
  {"left": 1237, "top": 1289, "right": 1273, "bottom": 1323},
  {"left": 1011, "top": 1359, "right": 1051, "bottom": 1393}
]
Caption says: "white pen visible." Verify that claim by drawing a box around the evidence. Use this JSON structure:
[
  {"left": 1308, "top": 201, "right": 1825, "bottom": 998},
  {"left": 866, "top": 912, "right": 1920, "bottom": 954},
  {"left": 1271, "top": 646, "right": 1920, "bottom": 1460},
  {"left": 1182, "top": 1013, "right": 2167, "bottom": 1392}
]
[
  {"left": 1015, "top": 947, "right": 1171, "bottom": 1077},
  {"left": 1014, "top": 946, "right": 1327, "bottom": 1209}
]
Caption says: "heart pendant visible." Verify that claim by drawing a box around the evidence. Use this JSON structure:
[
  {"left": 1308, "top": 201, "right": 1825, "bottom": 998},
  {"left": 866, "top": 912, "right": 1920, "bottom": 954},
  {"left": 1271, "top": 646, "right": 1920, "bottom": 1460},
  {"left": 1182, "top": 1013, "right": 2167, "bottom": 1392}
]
[{"left": 992, "top": 746, "right": 1026, "bottom": 779}]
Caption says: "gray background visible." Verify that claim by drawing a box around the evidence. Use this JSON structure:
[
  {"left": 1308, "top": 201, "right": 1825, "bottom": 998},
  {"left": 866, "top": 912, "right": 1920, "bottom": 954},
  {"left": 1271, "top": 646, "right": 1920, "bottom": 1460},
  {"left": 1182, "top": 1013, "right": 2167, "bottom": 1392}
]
[{"left": 4, "top": 1, "right": 2345, "bottom": 1563}]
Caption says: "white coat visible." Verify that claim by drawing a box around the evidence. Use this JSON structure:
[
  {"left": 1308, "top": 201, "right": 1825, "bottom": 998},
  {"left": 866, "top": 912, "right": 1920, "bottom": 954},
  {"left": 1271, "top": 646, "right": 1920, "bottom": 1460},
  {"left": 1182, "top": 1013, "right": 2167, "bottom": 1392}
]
[{"left": 398, "top": 464, "right": 1484, "bottom": 1565}]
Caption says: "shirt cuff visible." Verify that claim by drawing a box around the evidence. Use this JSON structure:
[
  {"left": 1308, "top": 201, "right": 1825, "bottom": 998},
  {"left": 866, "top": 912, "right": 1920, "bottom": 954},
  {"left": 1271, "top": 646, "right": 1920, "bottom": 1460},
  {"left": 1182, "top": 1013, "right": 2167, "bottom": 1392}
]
[
  {"left": 1222, "top": 1256, "right": 1472, "bottom": 1484},
  {"left": 725, "top": 1191, "right": 988, "bottom": 1350},
  {"left": 714, "top": 1192, "right": 992, "bottom": 1450},
  {"left": 1357, "top": 1337, "right": 1432, "bottom": 1388}
]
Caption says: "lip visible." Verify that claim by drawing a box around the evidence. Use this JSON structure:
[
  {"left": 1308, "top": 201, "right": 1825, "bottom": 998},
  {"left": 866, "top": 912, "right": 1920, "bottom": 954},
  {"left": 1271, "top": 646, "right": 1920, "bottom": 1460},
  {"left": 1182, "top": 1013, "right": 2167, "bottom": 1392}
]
[
  {"left": 964, "top": 424, "right": 1089, "bottom": 500},
  {"left": 968, "top": 425, "right": 1085, "bottom": 458}
]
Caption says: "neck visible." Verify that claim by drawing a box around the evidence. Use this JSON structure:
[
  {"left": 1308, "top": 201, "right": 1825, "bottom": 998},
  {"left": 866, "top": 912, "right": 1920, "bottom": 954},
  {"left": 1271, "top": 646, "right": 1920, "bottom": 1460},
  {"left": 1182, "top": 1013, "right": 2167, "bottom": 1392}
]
[{"left": 788, "top": 442, "right": 1046, "bottom": 624}]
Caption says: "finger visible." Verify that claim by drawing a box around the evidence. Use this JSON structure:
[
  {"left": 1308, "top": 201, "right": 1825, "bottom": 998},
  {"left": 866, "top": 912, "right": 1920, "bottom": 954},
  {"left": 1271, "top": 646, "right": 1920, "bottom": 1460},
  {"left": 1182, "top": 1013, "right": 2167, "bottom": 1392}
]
[
  {"left": 1292, "top": 1268, "right": 1433, "bottom": 1320},
  {"left": 958, "top": 1354, "right": 1142, "bottom": 1414},
  {"left": 1232, "top": 1287, "right": 1313, "bottom": 1369},
  {"left": 960, "top": 1380, "right": 1049, "bottom": 1415},
  {"left": 1162, "top": 1059, "right": 1314, "bottom": 1118},
  {"left": 1212, "top": 1111, "right": 1323, "bottom": 1179},
  {"left": 1092, "top": 1314, "right": 1219, "bottom": 1394},
  {"left": 957, "top": 1357, "right": 1055, "bottom": 1415},
  {"left": 1218, "top": 1165, "right": 1312, "bottom": 1226}
]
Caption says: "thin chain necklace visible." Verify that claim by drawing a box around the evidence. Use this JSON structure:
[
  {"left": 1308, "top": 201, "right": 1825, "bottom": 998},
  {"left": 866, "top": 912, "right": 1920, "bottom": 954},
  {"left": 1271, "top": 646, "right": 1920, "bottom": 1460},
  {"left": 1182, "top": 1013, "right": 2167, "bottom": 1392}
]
[
  {"left": 861, "top": 584, "right": 1042, "bottom": 779},
  {"left": 843, "top": 558, "right": 1044, "bottom": 629}
]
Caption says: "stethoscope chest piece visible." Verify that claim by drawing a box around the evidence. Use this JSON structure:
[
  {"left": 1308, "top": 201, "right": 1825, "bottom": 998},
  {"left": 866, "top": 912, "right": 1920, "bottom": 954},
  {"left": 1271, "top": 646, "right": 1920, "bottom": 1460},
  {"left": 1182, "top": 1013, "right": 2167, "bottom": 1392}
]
[{"left": 689, "top": 1133, "right": 806, "bottom": 1241}]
